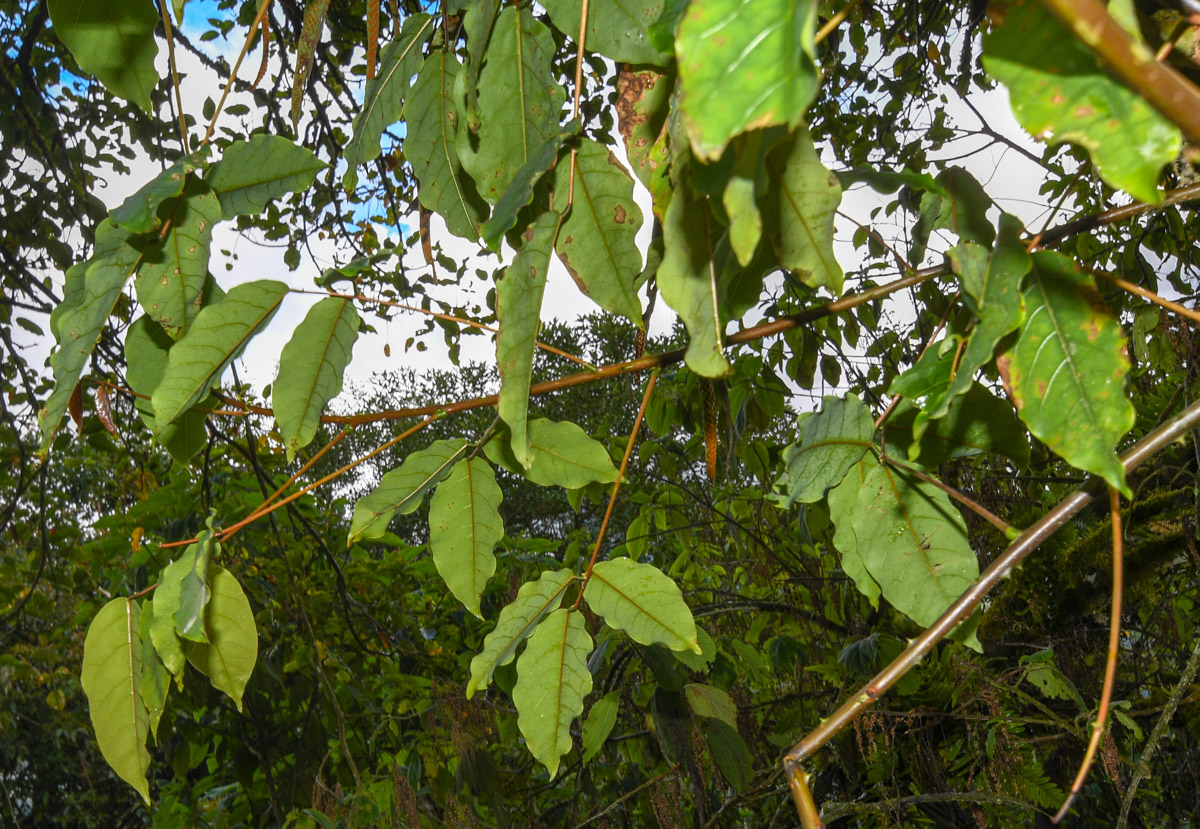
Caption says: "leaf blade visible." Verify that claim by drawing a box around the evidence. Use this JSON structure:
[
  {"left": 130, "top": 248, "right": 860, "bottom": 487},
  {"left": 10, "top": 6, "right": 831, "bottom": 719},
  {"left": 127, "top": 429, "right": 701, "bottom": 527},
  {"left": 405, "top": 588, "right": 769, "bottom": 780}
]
[
  {"left": 583, "top": 559, "right": 700, "bottom": 653},
  {"left": 428, "top": 458, "right": 504, "bottom": 617}
]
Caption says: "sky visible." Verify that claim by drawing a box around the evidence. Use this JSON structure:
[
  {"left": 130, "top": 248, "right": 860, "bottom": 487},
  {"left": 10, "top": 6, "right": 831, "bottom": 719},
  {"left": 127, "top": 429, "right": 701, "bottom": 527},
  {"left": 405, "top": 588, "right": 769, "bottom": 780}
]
[{"left": 33, "top": 5, "right": 1078, "bottom": 422}]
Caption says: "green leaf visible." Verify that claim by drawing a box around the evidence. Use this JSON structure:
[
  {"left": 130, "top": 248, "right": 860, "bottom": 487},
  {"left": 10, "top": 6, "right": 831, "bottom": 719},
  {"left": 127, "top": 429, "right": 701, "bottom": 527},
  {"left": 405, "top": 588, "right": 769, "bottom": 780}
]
[
  {"left": 406, "top": 51, "right": 488, "bottom": 240},
  {"left": 460, "top": 0, "right": 502, "bottom": 131},
  {"left": 137, "top": 600, "right": 170, "bottom": 743},
  {"left": 206, "top": 135, "right": 326, "bottom": 219},
  {"left": 998, "top": 251, "right": 1135, "bottom": 494},
  {"left": 151, "top": 280, "right": 289, "bottom": 428},
  {"left": 776, "top": 394, "right": 874, "bottom": 505},
  {"left": 124, "top": 314, "right": 214, "bottom": 465},
  {"left": 684, "top": 683, "right": 736, "bottom": 727},
  {"left": 884, "top": 384, "right": 1030, "bottom": 469},
  {"left": 552, "top": 138, "right": 646, "bottom": 325},
  {"left": 342, "top": 14, "right": 434, "bottom": 189},
  {"left": 496, "top": 211, "right": 560, "bottom": 467},
  {"left": 111, "top": 150, "right": 210, "bottom": 234},
  {"left": 828, "top": 458, "right": 982, "bottom": 651},
  {"left": 153, "top": 527, "right": 216, "bottom": 654},
  {"left": 428, "top": 458, "right": 504, "bottom": 618},
  {"left": 520, "top": 419, "right": 619, "bottom": 488},
  {"left": 581, "top": 691, "right": 620, "bottom": 763},
  {"left": 910, "top": 167, "right": 995, "bottom": 266},
  {"left": 135, "top": 182, "right": 222, "bottom": 339},
  {"left": 39, "top": 220, "right": 143, "bottom": 450},
  {"left": 982, "top": 0, "right": 1180, "bottom": 203},
  {"left": 706, "top": 719, "right": 752, "bottom": 793},
  {"left": 658, "top": 173, "right": 728, "bottom": 377},
  {"left": 467, "top": 568, "right": 575, "bottom": 698},
  {"left": 348, "top": 440, "right": 469, "bottom": 543},
  {"left": 617, "top": 65, "right": 675, "bottom": 219},
  {"left": 722, "top": 131, "right": 775, "bottom": 267},
  {"left": 764, "top": 126, "right": 843, "bottom": 294},
  {"left": 172, "top": 0, "right": 185, "bottom": 24},
  {"left": 481, "top": 123, "right": 577, "bottom": 251},
  {"left": 673, "top": 627, "right": 717, "bottom": 671},
  {"left": 462, "top": 6, "right": 566, "bottom": 203},
  {"left": 512, "top": 609, "right": 593, "bottom": 779},
  {"left": 542, "top": 0, "right": 670, "bottom": 64},
  {"left": 676, "top": 0, "right": 818, "bottom": 160},
  {"left": 583, "top": 558, "right": 700, "bottom": 653},
  {"left": 272, "top": 297, "right": 360, "bottom": 460},
  {"left": 47, "top": 0, "right": 159, "bottom": 111},
  {"left": 81, "top": 598, "right": 151, "bottom": 804},
  {"left": 185, "top": 565, "right": 258, "bottom": 712}
]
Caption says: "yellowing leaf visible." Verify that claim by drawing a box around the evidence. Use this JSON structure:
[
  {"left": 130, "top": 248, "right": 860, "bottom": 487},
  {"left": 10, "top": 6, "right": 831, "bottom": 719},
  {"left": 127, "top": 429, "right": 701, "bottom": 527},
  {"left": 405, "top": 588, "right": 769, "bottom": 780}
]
[
  {"left": 513, "top": 609, "right": 593, "bottom": 778},
  {"left": 467, "top": 569, "right": 575, "bottom": 698},
  {"left": 81, "top": 598, "right": 151, "bottom": 804},
  {"left": 428, "top": 458, "right": 504, "bottom": 618},
  {"left": 185, "top": 565, "right": 258, "bottom": 712},
  {"left": 583, "top": 559, "right": 700, "bottom": 653}
]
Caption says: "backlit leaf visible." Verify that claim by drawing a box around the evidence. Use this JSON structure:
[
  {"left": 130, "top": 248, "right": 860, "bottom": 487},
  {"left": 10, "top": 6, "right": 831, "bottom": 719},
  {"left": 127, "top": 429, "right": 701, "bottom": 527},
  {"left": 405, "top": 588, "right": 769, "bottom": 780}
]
[
  {"left": 185, "top": 565, "right": 257, "bottom": 712},
  {"left": 462, "top": 6, "right": 566, "bottom": 203},
  {"left": 47, "top": 0, "right": 158, "bottom": 111},
  {"left": 997, "top": 251, "right": 1134, "bottom": 494},
  {"left": 495, "top": 212, "right": 560, "bottom": 467},
  {"left": 542, "top": 0, "right": 670, "bottom": 65},
  {"left": 910, "top": 167, "right": 995, "bottom": 266},
  {"left": 111, "top": 150, "right": 210, "bottom": 234},
  {"left": 151, "top": 280, "right": 289, "bottom": 428},
  {"left": 513, "top": 609, "right": 593, "bottom": 778},
  {"left": 676, "top": 0, "right": 818, "bottom": 160},
  {"left": 582, "top": 691, "right": 620, "bottom": 763},
  {"left": 406, "top": 50, "right": 488, "bottom": 240},
  {"left": 982, "top": 0, "right": 1180, "bottom": 204},
  {"left": 467, "top": 569, "right": 575, "bottom": 698},
  {"left": 764, "top": 127, "right": 843, "bottom": 294},
  {"left": 137, "top": 600, "right": 170, "bottom": 744},
  {"left": 481, "top": 123, "right": 577, "bottom": 251},
  {"left": 884, "top": 384, "right": 1030, "bottom": 469},
  {"left": 616, "top": 65, "right": 674, "bottom": 219},
  {"left": 348, "top": 440, "right": 468, "bottom": 543},
  {"left": 776, "top": 394, "right": 874, "bottom": 505},
  {"left": 552, "top": 138, "right": 645, "bottom": 325},
  {"left": 519, "top": 418, "right": 619, "bottom": 488},
  {"left": 81, "top": 598, "right": 151, "bottom": 804},
  {"left": 207, "top": 135, "right": 325, "bottom": 219},
  {"left": 342, "top": 14, "right": 434, "bottom": 188},
  {"left": 828, "top": 458, "right": 981, "bottom": 651},
  {"left": 428, "top": 458, "right": 504, "bottom": 617},
  {"left": 583, "top": 558, "right": 700, "bottom": 653},
  {"left": 134, "top": 182, "right": 222, "bottom": 339},
  {"left": 272, "top": 297, "right": 360, "bottom": 460}
]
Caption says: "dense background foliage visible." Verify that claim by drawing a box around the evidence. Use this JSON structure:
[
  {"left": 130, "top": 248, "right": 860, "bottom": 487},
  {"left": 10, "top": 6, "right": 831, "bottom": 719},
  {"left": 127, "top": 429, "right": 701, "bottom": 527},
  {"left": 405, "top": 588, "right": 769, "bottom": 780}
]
[{"left": 4, "top": 0, "right": 1200, "bottom": 826}]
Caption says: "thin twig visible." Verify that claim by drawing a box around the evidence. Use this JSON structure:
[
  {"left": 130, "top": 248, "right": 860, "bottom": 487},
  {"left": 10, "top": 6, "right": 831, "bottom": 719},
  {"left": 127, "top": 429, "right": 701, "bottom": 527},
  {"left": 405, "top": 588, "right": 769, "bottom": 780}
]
[
  {"left": 815, "top": 0, "right": 864, "bottom": 45},
  {"left": 1090, "top": 268, "right": 1200, "bottom": 325},
  {"left": 158, "top": 0, "right": 190, "bottom": 153},
  {"left": 573, "top": 763, "right": 679, "bottom": 828},
  {"left": 880, "top": 452, "right": 1017, "bottom": 536},
  {"left": 1052, "top": 486, "right": 1124, "bottom": 823},
  {"left": 204, "top": 0, "right": 273, "bottom": 145}
]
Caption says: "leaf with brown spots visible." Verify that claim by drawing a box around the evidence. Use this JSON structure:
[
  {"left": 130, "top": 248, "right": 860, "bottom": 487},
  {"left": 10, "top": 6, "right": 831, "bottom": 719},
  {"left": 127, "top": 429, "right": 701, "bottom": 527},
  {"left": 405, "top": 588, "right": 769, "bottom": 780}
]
[
  {"left": 998, "top": 251, "right": 1134, "bottom": 494},
  {"left": 617, "top": 66, "right": 674, "bottom": 219}
]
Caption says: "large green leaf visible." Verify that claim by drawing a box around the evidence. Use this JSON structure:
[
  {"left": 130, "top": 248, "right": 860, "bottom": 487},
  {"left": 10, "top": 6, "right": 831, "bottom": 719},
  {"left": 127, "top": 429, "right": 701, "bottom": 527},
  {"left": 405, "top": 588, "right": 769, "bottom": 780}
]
[
  {"left": 723, "top": 130, "right": 776, "bottom": 267},
  {"left": 124, "top": 314, "right": 214, "bottom": 465},
  {"left": 406, "top": 51, "right": 488, "bottom": 240},
  {"left": 206, "top": 135, "right": 326, "bottom": 219},
  {"left": 657, "top": 173, "right": 728, "bottom": 377},
  {"left": 134, "top": 183, "right": 222, "bottom": 339},
  {"left": 39, "top": 220, "right": 143, "bottom": 450},
  {"left": 982, "top": 0, "right": 1180, "bottom": 204},
  {"left": 348, "top": 440, "right": 468, "bottom": 543},
  {"left": 828, "top": 458, "right": 981, "bottom": 650},
  {"left": 272, "top": 297, "right": 360, "bottom": 460},
  {"left": 136, "top": 600, "right": 170, "bottom": 744},
  {"left": 428, "top": 458, "right": 504, "bottom": 618},
  {"left": 512, "top": 609, "right": 593, "bottom": 778},
  {"left": 998, "top": 251, "right": 1134, "bottom": 493},
  {"left": 583, "top": 558, "right": 700, "bottom": 653},
  {"left": 581, "top": 691, "right": 620, "bottom": 763},
  {"left": 111, "top": 150, "right": 210, "bottom": 234},
  {"left": 495, "top": 211, "right": 560, "bottom": 467},
  {"left": 467, "top": 568, "right": 575, "bottom": 698},
  {"left": 910, "top": 167, "right": 995, "bottom": 266},
  {"left": 776, "top": 394, "right": 874, "bottom": 505},
  {"left": 516, "top": 418, "right": 619, "bottom": 488},
  {"left": 552, "top": 138, "right": 645, "bottom": 325},
  {"left": 151, "top": 528, "right": 215, "bottom": 673},
  {"left": 47, "top": 0, "right": 159, "bottom": 111},
  {"left": 764, "top": 127, "right": 843, "bottom": 294},
  {"left": 542, "top": 0, "right": 669, "bottom": 65},
  {"left": 706, "top": 719, "right": 752, "bottom": 793},
  {"left": 185, "top": 565, "right": 257, "bottom": 712},
  {"left": 81, "top": 598, "right": 151, "bottom": 804},
  {"left": 676, "top": 0, "right": 818, "bottom": 160},
  {"left": 481, "top": 124, "right": 576, "bottom": 251},
  {"left": 462, "top": 6, "right": 566, "bottom": 203},
  {"left": 151, "top": 280, "right": 289, "bottom": 428},
  {"left": 684, "top": 683, "right": 736, "bottom": 727},
  {"left": 883, "top": 384, "right": 1031, "bottom": 470},
  {"left": 342, "top": 14, "right": 434, "bottom": 189}
]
